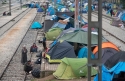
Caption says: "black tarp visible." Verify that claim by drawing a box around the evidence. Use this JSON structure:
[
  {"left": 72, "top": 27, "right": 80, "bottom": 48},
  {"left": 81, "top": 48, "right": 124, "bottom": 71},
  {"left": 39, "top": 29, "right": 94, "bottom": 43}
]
[
  {"left": 95, "top": 48, "right": 118, "bottom": 63},
  {"left": 56, "top": 12, "right": 74, "bottom": 19},
  {"left": 44, "top": 20, "right": 55, "bottom": 32},
  {"left": 104, "top": 51, "right": 125, "bottom": 69}
]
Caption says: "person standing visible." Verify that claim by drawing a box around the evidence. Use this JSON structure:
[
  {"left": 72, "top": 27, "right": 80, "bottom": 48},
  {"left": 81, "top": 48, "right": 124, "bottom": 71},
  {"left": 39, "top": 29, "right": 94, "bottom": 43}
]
[
  {"left": 21, "top": 45, "right": 28, "bottom": 65},
  {"left": 110, "top": 8, "right": 113, "bottom": 17},
  {"left": 42, "top": 33, "right": 47, "bottom": 51}
]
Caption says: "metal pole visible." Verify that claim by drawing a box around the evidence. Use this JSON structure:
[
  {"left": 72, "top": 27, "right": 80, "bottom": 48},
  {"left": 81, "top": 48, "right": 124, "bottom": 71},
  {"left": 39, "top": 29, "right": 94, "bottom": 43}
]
[
  {"left": 74, "top": 0, "right": 79, "bottom": 28},
  {"left": 9, "top": 0, "right": 11, "bottom": 15},
  {"left": 80, "top": 0, "right": 82, "bottom": 28},
  {"left": 20, "top": 0, "right": 22, "bottom": 9},
  {"left": 88, "top": 0, "right": 102, "bottom": 81}
]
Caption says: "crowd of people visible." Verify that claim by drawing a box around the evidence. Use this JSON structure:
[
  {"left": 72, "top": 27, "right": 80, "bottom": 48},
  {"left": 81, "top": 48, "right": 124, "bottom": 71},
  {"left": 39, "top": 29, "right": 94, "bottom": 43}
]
[{"left": 21, "top": 33, "right": 47, "bottom": 75}]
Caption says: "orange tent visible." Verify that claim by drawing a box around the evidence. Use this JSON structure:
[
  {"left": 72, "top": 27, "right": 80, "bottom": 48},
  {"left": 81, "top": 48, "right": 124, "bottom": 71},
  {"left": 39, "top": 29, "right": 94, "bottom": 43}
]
[{"left": 93, "top": 42, "right": 119, "bottom": 54}]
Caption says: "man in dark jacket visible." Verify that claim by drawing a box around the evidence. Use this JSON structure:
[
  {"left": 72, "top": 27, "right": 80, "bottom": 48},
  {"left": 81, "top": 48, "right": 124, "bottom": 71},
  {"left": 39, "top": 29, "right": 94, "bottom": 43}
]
[{"left": 24, "top": 60, "right": 33, "bottom": 74}]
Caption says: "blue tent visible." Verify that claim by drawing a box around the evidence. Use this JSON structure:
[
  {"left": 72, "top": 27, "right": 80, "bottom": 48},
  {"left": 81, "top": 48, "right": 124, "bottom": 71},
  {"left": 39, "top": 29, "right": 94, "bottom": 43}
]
[
  {"left": 47, "top": 7, "right": 55, "bottom": 15},
  {"left": 94, "top": 51, "right": 125, "bottom": 81},
  {"left": 37, "top": 7, "right": 43, "bottom": 12},
  {"left": 78, "top": 47, "right": 95, "bottom": 58},
  {"left": 57, "top": 0, "right": 61, "bottom": 4},
  {"left": 31, "top": 22, "right": 43, "bottom": 29},
  {"left": 120, "top": 13, "right": 125, "bottom": 21},
  {"left": 30, "top": 3, "right": 34, "bottom": 8},
  {"left": 94, "top": 63, "right": 125, "bottom": 81},
  {"left": 35, "top": 3, "right": 40, "bottom": 8}
]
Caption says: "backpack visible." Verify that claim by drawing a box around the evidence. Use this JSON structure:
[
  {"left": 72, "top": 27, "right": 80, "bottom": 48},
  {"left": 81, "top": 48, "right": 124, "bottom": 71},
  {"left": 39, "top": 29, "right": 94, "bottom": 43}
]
[
  {"left": 31, "top": 68, "right": 40, "bottom": 78},
  {"left": 35, "top": 57, "right": 41, "bottom": 64}
]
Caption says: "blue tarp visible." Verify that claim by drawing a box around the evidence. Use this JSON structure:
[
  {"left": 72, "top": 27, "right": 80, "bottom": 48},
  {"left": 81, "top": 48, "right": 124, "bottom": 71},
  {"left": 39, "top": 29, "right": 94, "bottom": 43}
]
[
  {"left": 94, "top": 62, "right": 125, "bottom": 81},
  {"left": 60, "top": 14, "right": 70, "bottom": 19},
  {"left": 52, "top": 22, "right": 66, "bottom": 29},
  {"left": 82, "top": 8, "right": 87, "bottom": 13},
  {"left": 31, "top": 22, "right": 42, "bottom": 29},
  {"left": 78, "top": 47, "right": 95, "bottom": 58},
  {"left": 65, "top": 22, "right": 74, "bottom": 30},
  {"left": 49, "top": 40, "right": 58, "bottom": 48}
]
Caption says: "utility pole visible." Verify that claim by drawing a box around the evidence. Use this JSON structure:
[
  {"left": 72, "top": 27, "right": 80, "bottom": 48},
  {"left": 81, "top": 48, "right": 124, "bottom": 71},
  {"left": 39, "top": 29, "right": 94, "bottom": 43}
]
[
  {"left": 74, "top": 0, "right": 79, "bottom": 28},
  {"left": 9, "top": 0, "right": 11, "bottom": 15},
  {"left": 88, "top": 0, "right": 102, "bottom": 81}
]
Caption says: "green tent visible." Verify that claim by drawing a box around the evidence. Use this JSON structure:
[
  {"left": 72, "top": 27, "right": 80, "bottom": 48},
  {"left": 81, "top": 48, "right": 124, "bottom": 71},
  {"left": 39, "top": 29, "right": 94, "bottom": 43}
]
[
  {"left": 58, "top": 30, "right": 104, "bottom": 45},
  {"left": 69, "top": 7, "right": 75, "bottom": 12},
  {"left": 53, "top": 58, "right": 97, "bottom": 79},
  {"left": 46, "top": 28, "right": 63, "bottom": 41}
]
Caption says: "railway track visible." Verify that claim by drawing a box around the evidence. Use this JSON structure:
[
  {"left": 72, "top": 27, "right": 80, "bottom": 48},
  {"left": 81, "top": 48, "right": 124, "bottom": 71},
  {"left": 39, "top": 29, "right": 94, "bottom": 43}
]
[
  {"left": 0, "top": 5, "right": 23, "bottom": 17},
  {"left": 0, "top": 9, "right": 36, "bottom": 81},
  {"left": 0, "top": 9, "right": 44, "bottom": 81},
  {"left": 0, "top": 8, "right": 30, "bottom": 37},
  {"left": 82, "top": 13, "right": 125, "bottom": 51}
]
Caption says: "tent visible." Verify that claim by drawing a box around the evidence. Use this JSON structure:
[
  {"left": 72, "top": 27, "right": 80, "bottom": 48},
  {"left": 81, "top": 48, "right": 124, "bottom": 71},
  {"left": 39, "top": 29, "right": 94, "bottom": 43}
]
[
  {"left": 57, "top": 28, "right": 97, "bottom": 40},
  {"left": 78, "top": 47, "right": 95, "bottom": 58},
  {"left": 37, "top": 7, "right": 43, "bottom": 12},
  {"left": 120, "top": 13, "right": 125, "bottom": 21},
  {"left": 31, "top": 22, "right": 43, "bottom": 29},
  {"left": 110, "top": 17, "right": 123, "bottom": 27},
  {"left": 45, "top": 28, "right": 62, "bottom": 41},
  {"left": 56, "top": 28, "right": 77, "bottom": 39},
  {"left": 47, "top": 7, "right": 56, "bottom": 15},
  {"left": 52, "top": 22, "right": 66, "bottom": 29},
  {"left": 46, "top": 41, "right": 76, "bottom": 63},
  {"left": 43, "top": 20, "right": 55, "bottom": 32},
  {"left": 69, "top": 7, "right": 75, "bottom": 12},
  {"left": 93, "top": 42, "right": 119, "bottom": 63},
  {"left": 58, "top": 30, "right": 106, "bottom": 45},
  {"left": 94, "top": 51, "right": 125, "bottom": 81},
  {"left": 115, "top": 11, "right": 121, "bottom": 17},
  {"left": 53, "top": 58, "right": 97, "bottom": 79}
]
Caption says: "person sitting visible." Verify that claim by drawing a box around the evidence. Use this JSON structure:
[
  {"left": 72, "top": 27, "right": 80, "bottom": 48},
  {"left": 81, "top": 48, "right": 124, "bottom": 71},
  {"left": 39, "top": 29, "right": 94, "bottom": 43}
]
[
  {"left": 30, "top": 43, "right": 38, "bottom": 53},
  {"left": 3, "top": 11, "right": 6, "bottom": 16},
  {"left": 7, "top": 12, "right": 11, "bottom": 15},
  {"left": 24, "top": 60, "right": 33, "bottom": 75}
]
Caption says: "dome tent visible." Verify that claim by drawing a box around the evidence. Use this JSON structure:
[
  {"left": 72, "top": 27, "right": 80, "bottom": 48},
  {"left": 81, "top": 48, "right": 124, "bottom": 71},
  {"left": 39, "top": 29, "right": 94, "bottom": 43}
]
[{"left": 31, "top": 22, "right": 43, "bottom": 29}]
